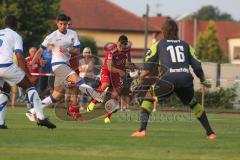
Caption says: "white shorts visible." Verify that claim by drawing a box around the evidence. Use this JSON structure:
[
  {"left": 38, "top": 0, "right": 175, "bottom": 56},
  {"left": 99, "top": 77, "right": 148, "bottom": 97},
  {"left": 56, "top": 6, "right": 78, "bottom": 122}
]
[
  {"left": 53, "top": 64, "right": 75, "bottom": 87},
  {"left": 0, "top": 63, "right": 25, "bottom": 87}
]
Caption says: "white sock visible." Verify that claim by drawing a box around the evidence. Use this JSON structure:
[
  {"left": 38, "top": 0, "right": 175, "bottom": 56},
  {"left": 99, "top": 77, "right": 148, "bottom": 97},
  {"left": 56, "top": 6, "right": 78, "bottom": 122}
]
[
  {"left": 29, "top": 96, "right": 55, "bottom": 115},
  {"left": 77, "top": 83, "right": 95, "bottom": 95},
  {"left": 42, "top": 96, "right": 54, "bottom": 108},
  {"left": 29, "top": 108, "right": 35, "bottom": 114},
  {"left": 78, "top": 82, "right": 90, "bottom": 93},
  {"left": 27, "top": 87, "right": 45, "bottom": 120},
  {"left": 79, "top": 83, "right": 91, "bottom": 90},
  {"left": 0, "top": 93, "right": 9, "bottom": 125},
  {"left": 76, "top": 80, "right": 103, "bottom": 102},
  {"left": 79, "top": 84, "right": 99, "bottom": 96}
]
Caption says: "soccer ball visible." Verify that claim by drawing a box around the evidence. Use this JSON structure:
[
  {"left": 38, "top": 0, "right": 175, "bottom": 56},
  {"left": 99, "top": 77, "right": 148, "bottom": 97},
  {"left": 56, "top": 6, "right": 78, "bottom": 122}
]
[{"left": 105, "top": 99, "right": 119, "bottom": 113}]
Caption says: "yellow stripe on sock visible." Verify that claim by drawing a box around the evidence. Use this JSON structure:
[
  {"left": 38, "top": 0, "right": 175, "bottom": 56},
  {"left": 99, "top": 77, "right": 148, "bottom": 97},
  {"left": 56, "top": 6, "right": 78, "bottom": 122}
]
[
  {"left": 141, "top": 100, "right": 154, "bottom": 113},
  {"left": 193, "top": 103, "right": 204, "bottom": 118}
]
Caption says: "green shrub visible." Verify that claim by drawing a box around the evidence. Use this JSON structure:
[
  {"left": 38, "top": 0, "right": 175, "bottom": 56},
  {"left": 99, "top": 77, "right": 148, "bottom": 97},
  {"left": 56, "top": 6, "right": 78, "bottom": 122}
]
[
  {"left": 159, "top": 87, "right": 237, "bottom": 109},
  {"left": 195, "top": 87, "right": 237, "bottom": 109}
]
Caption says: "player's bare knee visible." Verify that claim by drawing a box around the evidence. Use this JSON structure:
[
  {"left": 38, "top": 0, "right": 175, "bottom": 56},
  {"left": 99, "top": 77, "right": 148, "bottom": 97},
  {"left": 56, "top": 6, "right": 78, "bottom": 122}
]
[
  {"left": 52, "top": 91, "right": 63, "bottom": 101},
  {"left": 67, "top": 73, "right": 80, "bottom": 84}
]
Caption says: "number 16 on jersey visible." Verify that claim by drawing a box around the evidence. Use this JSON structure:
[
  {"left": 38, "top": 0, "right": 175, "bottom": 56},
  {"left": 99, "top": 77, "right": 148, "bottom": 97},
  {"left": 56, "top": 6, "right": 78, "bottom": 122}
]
[{"left": 167, "top": 45, "right": 185, "bottom": 63}]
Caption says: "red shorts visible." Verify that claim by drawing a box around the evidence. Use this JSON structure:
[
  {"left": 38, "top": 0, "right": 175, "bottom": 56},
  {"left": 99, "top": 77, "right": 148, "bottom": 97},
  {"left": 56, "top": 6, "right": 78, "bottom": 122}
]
[
  {"left": 100, "top": 68, "right": 124, "bottom": 94},
  {"left": 110, "top": 72, "right": 124, "bottom": 94}
]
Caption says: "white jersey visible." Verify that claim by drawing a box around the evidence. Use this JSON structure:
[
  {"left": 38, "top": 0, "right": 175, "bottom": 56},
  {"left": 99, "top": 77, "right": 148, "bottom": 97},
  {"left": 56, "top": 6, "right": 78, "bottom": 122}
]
[
  {"left": 41, "top": 29, "right": 80, "bottom": 70},
  {"left": 0, "top": 28, "right": 23, "bottom": 64}
]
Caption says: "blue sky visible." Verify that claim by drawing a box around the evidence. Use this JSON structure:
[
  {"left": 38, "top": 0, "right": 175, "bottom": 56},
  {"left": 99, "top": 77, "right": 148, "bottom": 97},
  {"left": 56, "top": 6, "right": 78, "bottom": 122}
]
[{"left": 111, "top": 0, "right": 240, "bottom": 20}]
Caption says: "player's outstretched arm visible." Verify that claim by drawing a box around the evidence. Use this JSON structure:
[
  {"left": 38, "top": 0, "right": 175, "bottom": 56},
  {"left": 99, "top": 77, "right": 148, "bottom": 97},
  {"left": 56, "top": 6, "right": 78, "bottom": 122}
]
[
  {"left": 188, "top": 46, "right": 211, "bottom": 88},
  {"left": 15, "top": 52, "right": 31, "bottom": 78},
  {"left": 188, "top": 46, "right": 204, "bottom": 80},
  {"left": 15, "top": 53, "right": 37, "bottom": 84},
  {"left": 30, "top": 47, "right": 44, "bottom": 65}
]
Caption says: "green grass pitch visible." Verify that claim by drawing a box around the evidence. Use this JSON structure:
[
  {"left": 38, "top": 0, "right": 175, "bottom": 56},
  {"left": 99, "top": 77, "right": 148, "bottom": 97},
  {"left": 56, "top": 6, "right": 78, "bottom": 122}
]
[{"left": 0, "top": 107, "right": 240, "bottom": 160}]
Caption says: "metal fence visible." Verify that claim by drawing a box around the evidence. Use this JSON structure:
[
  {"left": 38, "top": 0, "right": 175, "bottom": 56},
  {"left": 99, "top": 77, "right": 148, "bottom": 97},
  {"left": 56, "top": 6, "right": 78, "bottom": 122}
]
[{"left": 192, "top": 62, "right": 240, "bottom": 109}]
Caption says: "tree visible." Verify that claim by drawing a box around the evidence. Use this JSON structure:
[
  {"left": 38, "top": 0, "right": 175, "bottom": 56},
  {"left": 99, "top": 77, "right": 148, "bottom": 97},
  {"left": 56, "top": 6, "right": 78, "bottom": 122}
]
[
  {"left": 0, "top": 0, "right": 60, "bottom": 55},
  {"left": 194, "top": 5, "right": 235, "bottom": 21},
  {"left": 80, "top": 35, "right": 101, "bottom": 65},
  {"left": 195, "top": 21, "right": 226, "bottom": 63}
]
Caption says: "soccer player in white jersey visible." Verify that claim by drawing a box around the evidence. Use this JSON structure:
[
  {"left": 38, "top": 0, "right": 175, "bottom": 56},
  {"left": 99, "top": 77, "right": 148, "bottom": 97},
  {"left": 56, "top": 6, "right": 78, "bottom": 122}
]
[
  {"left": 0, "top": 15, "right": 56, "bottom": 129},
  {"left": 26, "top": 14, "right": 106, "bottom": 121}
]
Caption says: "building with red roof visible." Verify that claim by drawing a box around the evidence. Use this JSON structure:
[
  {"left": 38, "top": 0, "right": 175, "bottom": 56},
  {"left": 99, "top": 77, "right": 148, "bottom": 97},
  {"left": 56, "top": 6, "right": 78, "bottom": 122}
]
[
  {"left": 177, "top": 18, "right": 240, "bottom": 63},
  {"left": 61, "top": 0, "right": 240, "bottom": 63},
  {"left": 148, "top": 15, "right": 171, "bottom": 28},
  {"left": 61, "top": 0, "right": 159, "bottom": 62}
]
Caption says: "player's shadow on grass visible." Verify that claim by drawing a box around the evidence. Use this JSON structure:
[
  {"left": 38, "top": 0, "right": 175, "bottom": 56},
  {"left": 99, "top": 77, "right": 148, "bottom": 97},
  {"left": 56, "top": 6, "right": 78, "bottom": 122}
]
[{"left": 54, "top": 103, "right": 106, "bottom": 122}]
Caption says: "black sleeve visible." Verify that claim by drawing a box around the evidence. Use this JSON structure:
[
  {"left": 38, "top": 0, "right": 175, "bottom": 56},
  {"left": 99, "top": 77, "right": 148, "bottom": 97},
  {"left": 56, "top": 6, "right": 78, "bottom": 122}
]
[
  {"left": 188, "top": 45, "right": 204, "bottom": 80},
  {"left": 143, "top": 43, "right": 159, "bottom": 70}
]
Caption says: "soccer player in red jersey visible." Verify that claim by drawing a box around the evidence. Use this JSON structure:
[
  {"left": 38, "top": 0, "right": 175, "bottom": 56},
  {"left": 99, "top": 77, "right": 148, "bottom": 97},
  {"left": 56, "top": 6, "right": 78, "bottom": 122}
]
[
  {"left": 87, "top": 35, "right": 132, "bottom": 123},
  {"left": 25, "top": 47, "right": 43, "bottom": 74}
]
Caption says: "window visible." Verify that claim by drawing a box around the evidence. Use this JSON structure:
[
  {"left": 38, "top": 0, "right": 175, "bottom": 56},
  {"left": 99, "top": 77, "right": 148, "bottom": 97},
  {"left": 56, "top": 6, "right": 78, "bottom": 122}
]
[{"left": 233, "top": 47, "right": 240, "bottom": 60}]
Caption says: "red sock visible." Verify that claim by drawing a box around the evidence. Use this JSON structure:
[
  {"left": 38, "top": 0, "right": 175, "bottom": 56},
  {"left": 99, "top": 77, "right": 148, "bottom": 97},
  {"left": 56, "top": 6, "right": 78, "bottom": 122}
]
[
  {"left": 106, "top": 112, "right": 112, "bottom": 118},
  {"left": 68, "top": 104, "right": 79, "bottom": 113},
  {"left": 91, "top": 99, "right": 97, "bottom": 104}
]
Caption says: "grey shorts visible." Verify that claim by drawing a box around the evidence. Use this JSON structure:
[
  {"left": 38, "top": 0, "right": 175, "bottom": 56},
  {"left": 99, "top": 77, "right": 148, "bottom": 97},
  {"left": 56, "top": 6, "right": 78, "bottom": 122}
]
[{"left": 53, "top": 64, "right": 75, "bottom": 87}]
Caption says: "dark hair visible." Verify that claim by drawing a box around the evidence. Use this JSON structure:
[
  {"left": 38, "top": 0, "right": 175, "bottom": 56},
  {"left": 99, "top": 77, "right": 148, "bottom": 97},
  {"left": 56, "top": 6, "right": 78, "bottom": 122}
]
[
  {"left": 161, "top": 19, "right": 178, "bottom": 40},
  {"left": 153, "top": 31, "right": 162, "bottom": 38},
  {"left": 56, "top": 14, "right": 69, "bottom": 21},
  {"left": 118, "top": 34, "right": 128, "bottom": 43},
  {"left": 4, "top": 15, "right": 17, "bottom": 29},
  {"left": 67, "top": 16, "right": 71, "bottom": 22}
]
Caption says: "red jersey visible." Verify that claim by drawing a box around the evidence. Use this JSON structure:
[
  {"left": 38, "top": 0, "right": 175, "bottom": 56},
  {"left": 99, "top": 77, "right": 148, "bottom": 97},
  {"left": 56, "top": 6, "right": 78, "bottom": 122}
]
[
  {"left": 102, "top": 44, "right": 127, "bottom": 72},
  {"left": 111, "top": 51, "right": 127, "bottom": 71},
  {"left": 25, "top": 56, "right": 41, "bottom": 73},
  {"left": 100, "top": 43, "right": 129, "bottom": 88}
]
